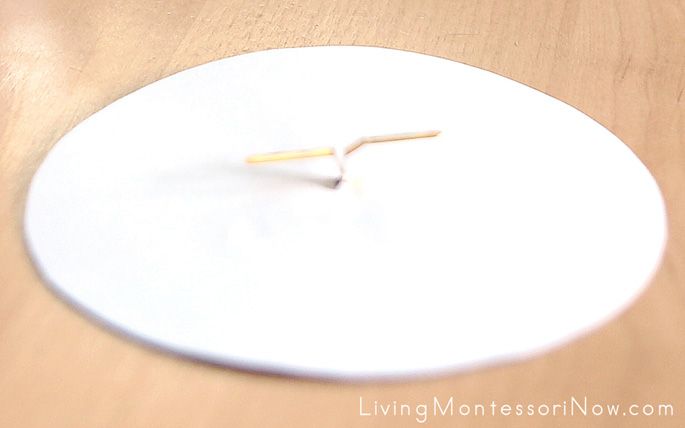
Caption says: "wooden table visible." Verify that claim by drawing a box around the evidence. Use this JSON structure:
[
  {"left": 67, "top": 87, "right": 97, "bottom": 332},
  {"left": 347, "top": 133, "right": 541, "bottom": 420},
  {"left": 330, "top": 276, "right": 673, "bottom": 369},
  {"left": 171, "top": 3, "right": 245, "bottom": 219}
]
[{"left": 1, "top": 1, "right": 683, "bottom": 426}]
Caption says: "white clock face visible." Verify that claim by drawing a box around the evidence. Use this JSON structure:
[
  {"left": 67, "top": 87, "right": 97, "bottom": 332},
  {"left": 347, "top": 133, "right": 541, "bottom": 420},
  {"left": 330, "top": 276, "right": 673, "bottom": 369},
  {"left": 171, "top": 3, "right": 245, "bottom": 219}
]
[{"left": 24, "top": 46, "right": 666, "bottom": 379}]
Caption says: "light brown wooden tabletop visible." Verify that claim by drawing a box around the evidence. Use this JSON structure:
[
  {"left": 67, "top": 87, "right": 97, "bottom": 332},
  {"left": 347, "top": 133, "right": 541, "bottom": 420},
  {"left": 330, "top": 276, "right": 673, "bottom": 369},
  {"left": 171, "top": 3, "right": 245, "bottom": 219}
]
[{"left": 1, "top": 1, "right": 684, "bottom": 427}]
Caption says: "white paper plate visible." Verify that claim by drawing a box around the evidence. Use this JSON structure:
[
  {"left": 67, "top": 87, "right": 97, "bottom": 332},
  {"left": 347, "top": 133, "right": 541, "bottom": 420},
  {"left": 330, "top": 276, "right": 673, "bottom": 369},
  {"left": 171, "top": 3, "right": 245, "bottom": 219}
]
[{"left": 24, "top": 46, "right": 667, "bottom": 380}]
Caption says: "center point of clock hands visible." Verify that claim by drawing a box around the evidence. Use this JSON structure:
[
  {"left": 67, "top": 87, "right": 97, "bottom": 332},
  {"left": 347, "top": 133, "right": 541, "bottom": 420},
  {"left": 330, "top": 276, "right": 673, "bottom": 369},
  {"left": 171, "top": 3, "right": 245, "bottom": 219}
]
[{"left": 244, "top": 130, "right": 441, "bottom": 188}]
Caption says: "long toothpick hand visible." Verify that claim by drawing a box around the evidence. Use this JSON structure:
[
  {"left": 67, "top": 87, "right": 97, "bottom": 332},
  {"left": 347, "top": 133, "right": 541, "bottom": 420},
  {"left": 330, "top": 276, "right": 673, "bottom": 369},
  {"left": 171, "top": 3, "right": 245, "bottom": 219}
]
[{"left": 245, "top": 130, "right": 440, "bottom": 164}]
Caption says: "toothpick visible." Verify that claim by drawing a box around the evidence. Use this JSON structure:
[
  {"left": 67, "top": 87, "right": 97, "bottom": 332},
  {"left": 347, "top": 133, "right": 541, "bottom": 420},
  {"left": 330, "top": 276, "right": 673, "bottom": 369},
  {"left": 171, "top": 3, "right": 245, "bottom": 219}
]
[
  {"left": 343, "top": 130, "right": 441, "bottom": 155},
  {"left": 245, "top": 147, "right": 335, "bottom": 163},
  {"left": 244, "top": 130, "right": 440, "bottom": 164}
]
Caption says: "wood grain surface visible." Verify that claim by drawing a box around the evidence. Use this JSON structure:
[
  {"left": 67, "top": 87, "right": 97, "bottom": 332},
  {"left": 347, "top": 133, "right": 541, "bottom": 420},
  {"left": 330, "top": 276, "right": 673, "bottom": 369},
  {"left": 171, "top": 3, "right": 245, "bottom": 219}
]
[{"left": 1, "top": 1, "right": 684, "bottom": 427}]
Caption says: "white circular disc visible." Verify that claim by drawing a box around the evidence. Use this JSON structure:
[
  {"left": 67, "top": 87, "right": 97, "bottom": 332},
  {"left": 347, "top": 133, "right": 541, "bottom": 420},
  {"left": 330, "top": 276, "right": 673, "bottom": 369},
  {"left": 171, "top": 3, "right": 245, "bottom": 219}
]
[{"left": 24, "top": 46, "right": 667, "bottom": 379}]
